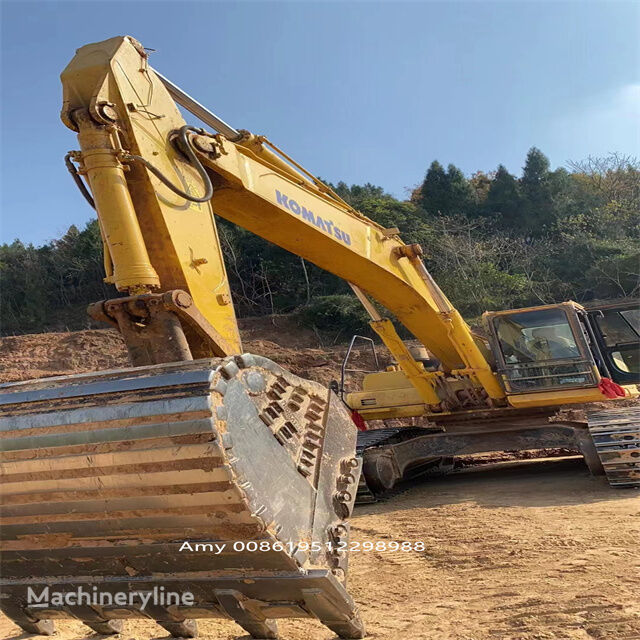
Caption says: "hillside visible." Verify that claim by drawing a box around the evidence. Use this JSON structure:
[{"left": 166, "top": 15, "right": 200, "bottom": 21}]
[
  {"left": 2, "top": 151, "right": 637, "bottom": 337},
  {"left": 0, "top": 316, "right": 385, "bottom": 387}
]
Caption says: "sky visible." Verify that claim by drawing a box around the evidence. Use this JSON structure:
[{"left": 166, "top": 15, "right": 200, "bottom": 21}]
[{"left": 1, "top": 0, "right": 638, "bottom": 246}]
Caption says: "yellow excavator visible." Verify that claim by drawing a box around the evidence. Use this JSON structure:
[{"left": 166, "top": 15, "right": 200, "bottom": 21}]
[{"left": 1, "top": 36, "right": 638, "bottom": 639}]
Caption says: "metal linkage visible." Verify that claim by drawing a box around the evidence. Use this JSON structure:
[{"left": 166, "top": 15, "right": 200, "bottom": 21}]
[{"left": 152, "top": 68, "right": 242, "bottom": 142}]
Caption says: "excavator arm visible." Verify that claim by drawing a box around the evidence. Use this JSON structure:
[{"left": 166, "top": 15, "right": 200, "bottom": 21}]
[
  {"left": 60, "top": 35, "right": 504, "bottom": 408},
  {"left": 61, "top": 36, "right": 242, "bottom": 360}
]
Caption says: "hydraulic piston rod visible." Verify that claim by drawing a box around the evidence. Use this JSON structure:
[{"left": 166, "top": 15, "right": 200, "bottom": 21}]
[{"left": 153, "top": 68, "right": 242, "bottom": 142}]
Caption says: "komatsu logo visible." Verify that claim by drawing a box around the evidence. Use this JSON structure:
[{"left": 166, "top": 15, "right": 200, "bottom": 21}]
[{"left": 275, "top": 190, "right": 351, "bottom": 246}]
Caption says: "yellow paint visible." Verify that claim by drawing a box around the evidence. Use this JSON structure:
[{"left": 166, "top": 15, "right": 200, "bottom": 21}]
[
  {"left": 347, "top": 387, "right": 423, "bottom": 409},
  {"left": 61, "top": 36, "right": 635, "bottom": 421},
  {"left": 507, "top": 384, "right": 638, "bottom": 409},
  {"left": 361, "top": 370, "right": 417, "bottom": 391},
  {"left": 73, "top": 114, "right": 159, "bottom": 291},
  {"left": 368, "top": 319, "right": 441, "bottom": 406},
  {"left": 61, "top": 36, "right": 241, "bottom": 354}
]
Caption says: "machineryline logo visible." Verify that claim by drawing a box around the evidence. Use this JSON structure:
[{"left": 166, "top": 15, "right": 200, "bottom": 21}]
[{"left": 27, "top": 586, "right": 194, "bottom": 609}]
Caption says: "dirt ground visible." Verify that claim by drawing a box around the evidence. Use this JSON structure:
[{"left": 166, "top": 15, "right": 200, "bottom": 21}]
[
  {"left": 1, "top": 327, "right": 639, "bottom": 640},
  {"left": 0, "top": 318, "right": 382, "bottom": 387}
]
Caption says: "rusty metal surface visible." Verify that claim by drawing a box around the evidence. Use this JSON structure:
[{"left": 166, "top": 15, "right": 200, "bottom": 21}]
[
  {"left": 0, "top": 356, "right": 365, "bottom": 639},
  {"left": 87, "top": 289, "right": 237, "bottom": 366},
  {"left": 588, "top": 406, "right": 640, "bottom": 487},
  {"left": 355, "top": 418, "right": 602, "bottom": 498}
]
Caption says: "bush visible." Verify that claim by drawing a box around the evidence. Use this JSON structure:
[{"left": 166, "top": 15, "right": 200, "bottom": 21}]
[{"left": 296, "top": 295, "right": 373, "bottom": 338}]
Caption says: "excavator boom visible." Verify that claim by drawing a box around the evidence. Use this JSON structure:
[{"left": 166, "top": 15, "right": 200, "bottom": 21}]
[{"left": 59, "top": 35, "right": 504, "bottom": 408}]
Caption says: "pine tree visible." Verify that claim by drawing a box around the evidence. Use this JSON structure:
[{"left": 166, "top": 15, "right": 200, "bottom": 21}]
[
  {"left": 417, "top": 161, "right": 474, "bottom": 217},
  {"left": 417, "top": 161, "right": 448, "bottom": 215},
  {"left": 520, "top": 147, "right": 556, "bottom": 235},
  {"left": 445, "top": 164, "right": 475, "bottom": 216},
  {"left": 483, "top": 165, "right": 522, "bottom": 228},
  {"left": 521, "top": 147, "right": 550, "bottom": 190}
]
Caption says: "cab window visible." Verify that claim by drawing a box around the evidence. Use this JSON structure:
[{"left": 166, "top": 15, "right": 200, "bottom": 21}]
[
  {"left": 495, "top": 309, "right": 580, "bottom": 364},
  {"left": 596, "top": 309, "right": 639, "bottom": 347},
  {"left": 595, "top": 308, "right": 640, "bottom": 376}
]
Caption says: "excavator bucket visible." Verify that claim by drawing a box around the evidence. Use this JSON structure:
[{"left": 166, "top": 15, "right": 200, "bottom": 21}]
[{"left": 0, "top": 355, "right": 365, "bottom": 639}]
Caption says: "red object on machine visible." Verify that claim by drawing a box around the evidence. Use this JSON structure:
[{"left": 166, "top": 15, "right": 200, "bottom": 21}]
[
  {"left": 350, "top": 410, "right": 368, "bottom": 431},
  {"left": 598, "top": 377, "right": 626, "bottom": 399}
]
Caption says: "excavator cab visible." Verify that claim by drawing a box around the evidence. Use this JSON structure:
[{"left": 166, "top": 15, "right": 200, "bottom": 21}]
[
  {"left": 484, "top": 302, "right": 600, "bottom": 393},
  {"left": 587, "top": 301, "right": 640, "bottom": 385}
]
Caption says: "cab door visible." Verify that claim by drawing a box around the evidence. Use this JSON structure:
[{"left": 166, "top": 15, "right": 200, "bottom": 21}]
[{"left": 587, "top": 302, "right": 640, "bottom": 385}]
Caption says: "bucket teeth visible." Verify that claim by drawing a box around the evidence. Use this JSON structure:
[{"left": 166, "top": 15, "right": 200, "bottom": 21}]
[
  {"left": 0, "top": 356, "right": 364, "bottom": 639},
  {"left": 13, "top": 617, "right": 56, "bottom": 636},
  {"left": 215, "top": 589, "right": 279, "bottom": 639},
  {"left": 159, "top": 619, "right": 198, "bottom": 638},
  {"left": 85, "top": 619, "right": 124, "bottom": 635}
]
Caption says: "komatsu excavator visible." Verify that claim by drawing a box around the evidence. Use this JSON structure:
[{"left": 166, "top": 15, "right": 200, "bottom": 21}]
[{"left": 1, "top": 36, "right": 638, "bottom": 639}]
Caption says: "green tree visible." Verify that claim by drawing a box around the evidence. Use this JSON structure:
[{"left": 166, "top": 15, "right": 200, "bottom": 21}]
[
  {"left": 519, "top": 147, "right": 556, "bottom": 235},
  {"left": 416, "top": 161, "right": 448, "bottom": 215},
  {"left": 416, "top": 161, "right": 475, "bottom": 218},
  {"left": 482, "top": 164, "right": 522, "bottom": 227}
]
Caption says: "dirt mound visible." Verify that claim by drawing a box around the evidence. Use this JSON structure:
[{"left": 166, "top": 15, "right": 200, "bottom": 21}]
[
  {"left": 0, "top": 330, "right": 128, "bottom": 383},
  {"left": 0, "top": 325, "right": 382, "bottom": 388}
]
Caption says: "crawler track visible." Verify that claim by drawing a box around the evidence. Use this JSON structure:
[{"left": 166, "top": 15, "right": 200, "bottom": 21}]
[
  {"left": 355, "top": 427, "right": 447, "bottom": 503},
  {"left": 355, "top": 429, "right": 404, "bottom": 503},
  {"left": 588, "top": 406, "right": 640, "bottom": 488}
]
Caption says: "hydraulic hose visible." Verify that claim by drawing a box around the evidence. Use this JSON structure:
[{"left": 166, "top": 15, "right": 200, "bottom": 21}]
[
  {"left": 124, "top": 125, "right": 213, "bottom": 203},
  {"left": 64, "top": 126, "right": 212, "bottom": 208},
  {"left": 64, "top": 153, "right": 96, "bottom": 209}
]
